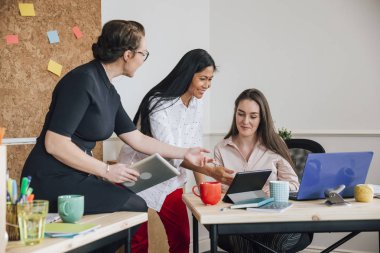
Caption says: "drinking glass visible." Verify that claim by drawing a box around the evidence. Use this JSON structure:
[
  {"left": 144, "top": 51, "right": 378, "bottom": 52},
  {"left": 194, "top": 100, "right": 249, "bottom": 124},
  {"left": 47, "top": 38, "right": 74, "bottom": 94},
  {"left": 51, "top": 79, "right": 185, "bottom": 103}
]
[{"left": 17, "top": 200, "right": 49, "bottom": 245}]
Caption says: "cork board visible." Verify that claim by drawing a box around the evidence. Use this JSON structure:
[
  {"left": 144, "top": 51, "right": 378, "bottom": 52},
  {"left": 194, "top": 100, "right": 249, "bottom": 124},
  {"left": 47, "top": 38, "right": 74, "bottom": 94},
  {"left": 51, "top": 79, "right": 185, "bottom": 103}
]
[{"left": 0, "top": 0, "right": 102, "bottom": 181}]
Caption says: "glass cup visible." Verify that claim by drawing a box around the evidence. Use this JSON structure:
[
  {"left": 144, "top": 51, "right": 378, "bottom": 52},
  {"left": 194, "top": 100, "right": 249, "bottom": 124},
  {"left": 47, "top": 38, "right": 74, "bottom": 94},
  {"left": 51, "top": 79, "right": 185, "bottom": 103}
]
[{"left": 17, "top": 200, "right": 49, "bottom": 245}]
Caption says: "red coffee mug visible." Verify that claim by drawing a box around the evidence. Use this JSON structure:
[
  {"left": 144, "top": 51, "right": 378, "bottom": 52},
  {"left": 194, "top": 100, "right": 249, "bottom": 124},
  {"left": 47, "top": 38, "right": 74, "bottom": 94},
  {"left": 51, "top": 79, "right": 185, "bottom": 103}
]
[{"left": 192, "top": 182, "right": 221, "bottom": 205}]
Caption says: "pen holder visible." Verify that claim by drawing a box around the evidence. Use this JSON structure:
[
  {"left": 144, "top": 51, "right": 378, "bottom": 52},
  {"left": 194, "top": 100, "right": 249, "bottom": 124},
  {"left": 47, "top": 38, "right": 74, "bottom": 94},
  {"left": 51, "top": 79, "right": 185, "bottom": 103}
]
[{"left": 6, "top": 204, "right": 20, "bottom": 241}]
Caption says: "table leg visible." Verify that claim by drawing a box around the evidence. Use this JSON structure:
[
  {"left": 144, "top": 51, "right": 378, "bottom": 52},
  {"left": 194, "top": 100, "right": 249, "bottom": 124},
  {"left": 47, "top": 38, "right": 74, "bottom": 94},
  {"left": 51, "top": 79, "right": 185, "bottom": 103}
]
[
  {"left": 210, "top": 225, "right": 218, "bottom": 253},
  {"left": 125, "top": 228, "right": 131, "bottom": 253},
  {"left": 193, "top": 214, "right": 199, "bottom": 253}
]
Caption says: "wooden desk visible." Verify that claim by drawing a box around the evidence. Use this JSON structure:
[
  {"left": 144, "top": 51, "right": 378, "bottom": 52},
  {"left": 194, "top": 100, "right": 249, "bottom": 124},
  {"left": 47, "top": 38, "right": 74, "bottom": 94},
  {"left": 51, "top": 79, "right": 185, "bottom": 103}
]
[
  {"left": 183, "top": 193, "right": 380, "bottom": 253},
  {"left": 6, "top": 211, "right": 147, "bottom": 253}
]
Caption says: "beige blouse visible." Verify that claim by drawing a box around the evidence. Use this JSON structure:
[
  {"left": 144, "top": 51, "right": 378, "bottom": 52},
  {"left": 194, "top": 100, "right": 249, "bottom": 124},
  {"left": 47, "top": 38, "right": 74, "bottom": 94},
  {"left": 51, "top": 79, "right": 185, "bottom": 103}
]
[{"left": 214, "top": 137, "right": 299, "bottom": 195}]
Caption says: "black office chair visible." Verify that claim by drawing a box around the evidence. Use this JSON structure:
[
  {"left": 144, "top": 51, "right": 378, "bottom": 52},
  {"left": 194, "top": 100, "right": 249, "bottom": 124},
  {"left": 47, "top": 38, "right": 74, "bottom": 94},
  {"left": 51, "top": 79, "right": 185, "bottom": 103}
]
[{"left": 285, "top": 138, "right": 325, "bottom": 182}]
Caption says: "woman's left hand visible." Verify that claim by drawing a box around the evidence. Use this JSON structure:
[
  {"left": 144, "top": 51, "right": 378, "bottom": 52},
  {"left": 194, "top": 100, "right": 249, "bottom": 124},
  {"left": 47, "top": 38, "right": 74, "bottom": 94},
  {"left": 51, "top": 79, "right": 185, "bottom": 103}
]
[{"left": 184, "top": 147, "right": 213, "bottom": 167}]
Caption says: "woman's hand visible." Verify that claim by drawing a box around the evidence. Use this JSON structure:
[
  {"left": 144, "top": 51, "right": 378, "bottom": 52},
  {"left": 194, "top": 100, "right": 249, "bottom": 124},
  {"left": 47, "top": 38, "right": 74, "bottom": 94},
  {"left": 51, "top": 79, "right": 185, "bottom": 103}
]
[
  {"left": 209, "top": 166, "right": 235, "bottom": 185},
  {"left": 104, "top": 163, "right": 140, "bottom": 184},
  {"left": 184, "top": 147, "right": 213, "bottom": 167}
]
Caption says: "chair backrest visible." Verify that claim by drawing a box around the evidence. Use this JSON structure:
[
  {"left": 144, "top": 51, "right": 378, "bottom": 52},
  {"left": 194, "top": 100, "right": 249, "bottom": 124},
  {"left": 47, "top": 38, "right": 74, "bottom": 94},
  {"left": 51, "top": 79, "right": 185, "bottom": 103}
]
[{"left": 285, "top": 138, "right": 325, "bottom": 181}]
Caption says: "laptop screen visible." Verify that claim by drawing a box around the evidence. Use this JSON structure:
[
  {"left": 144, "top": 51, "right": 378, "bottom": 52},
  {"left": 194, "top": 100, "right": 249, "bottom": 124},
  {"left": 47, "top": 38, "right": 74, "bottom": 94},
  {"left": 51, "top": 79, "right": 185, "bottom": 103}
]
[{"left": 297, "top": 152, "right": 373, "bottom": 200}]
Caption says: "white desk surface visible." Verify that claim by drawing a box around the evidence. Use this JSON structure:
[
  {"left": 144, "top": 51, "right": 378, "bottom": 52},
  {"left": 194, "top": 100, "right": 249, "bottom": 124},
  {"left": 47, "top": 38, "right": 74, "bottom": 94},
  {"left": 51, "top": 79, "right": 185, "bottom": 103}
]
[
  {"left": 182, "top": 193, "right": 380, "bottom": 225},
  {"left": 6, "top": 211, "right": 147, "bottom": 253}
]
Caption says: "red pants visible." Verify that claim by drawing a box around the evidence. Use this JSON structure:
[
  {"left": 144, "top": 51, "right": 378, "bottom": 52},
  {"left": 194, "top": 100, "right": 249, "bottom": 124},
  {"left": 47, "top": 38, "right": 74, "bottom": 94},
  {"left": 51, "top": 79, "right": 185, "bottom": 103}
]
[{"left": 131, "top": 188, "right": 190, "bottom": 253}]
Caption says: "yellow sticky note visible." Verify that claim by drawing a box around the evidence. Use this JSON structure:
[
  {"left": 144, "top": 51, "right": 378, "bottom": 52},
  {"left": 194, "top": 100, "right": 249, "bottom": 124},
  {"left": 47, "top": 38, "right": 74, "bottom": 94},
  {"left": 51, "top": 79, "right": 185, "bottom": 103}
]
[
  {"left": 48, "top": 60, "right": 63, "bottom": 77},
  {"left": 19, "top": 3, "right": 36, "bottom": 16}
]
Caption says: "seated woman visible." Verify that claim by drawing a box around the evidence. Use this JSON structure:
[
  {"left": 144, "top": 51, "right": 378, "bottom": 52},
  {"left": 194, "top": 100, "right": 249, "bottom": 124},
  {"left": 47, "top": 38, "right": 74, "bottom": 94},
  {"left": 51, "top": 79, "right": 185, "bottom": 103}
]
[{"left": 214, "top": 88, "right": 312, "bottom": 253}]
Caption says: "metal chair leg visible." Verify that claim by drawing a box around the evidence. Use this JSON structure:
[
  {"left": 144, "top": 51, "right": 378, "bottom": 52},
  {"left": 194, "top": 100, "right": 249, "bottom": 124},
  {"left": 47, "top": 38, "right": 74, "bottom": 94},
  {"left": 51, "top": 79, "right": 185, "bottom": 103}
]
[{"left": 321, "top": 232, "right": 360, "bottom": 253}]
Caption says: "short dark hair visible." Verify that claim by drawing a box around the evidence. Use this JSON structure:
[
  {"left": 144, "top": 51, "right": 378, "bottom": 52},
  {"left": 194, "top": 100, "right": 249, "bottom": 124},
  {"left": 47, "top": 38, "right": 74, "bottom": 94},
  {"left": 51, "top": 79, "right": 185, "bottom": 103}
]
[
  {"left": 225, "top": 88, "right": 294, "bottom": 166},
  {"left": 135, "top": 49, "right": 216, "bottom": 136},
  {"left": 92, "top": 20, "right": 145, "bottom": 63}
]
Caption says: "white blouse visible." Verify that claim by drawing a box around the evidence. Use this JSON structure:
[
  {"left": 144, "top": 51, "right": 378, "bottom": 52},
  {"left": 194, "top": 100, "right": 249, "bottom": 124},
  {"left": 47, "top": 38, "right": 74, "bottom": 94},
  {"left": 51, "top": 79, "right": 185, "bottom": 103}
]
[
  {"left": 118, "top": 97, "right": 203, "bottom": 211},
  {"left": 214, "top": 137, "right": 299, "bottom": 195}
]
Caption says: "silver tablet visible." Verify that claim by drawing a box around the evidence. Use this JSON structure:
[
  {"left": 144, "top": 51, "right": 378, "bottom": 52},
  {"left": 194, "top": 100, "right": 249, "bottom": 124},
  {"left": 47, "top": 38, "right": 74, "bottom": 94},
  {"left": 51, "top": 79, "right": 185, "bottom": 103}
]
[{"left": 122, "top": 153, "right": 180, "bottom": 193}]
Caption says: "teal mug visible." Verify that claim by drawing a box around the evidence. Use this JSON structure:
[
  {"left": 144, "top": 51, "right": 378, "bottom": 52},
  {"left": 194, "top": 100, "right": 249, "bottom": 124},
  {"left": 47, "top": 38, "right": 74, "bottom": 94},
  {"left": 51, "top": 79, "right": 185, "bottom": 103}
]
[
  {"left": 270, "top": 181, "right": 289, "bottom": 202},
  {"left": 58, "top": 195, "right": 84, "bottom": 223}
]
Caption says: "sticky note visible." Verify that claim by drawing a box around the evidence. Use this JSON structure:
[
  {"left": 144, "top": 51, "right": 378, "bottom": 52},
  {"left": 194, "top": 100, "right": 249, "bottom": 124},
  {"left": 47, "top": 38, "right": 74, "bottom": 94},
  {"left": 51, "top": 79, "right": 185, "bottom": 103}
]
[
  {"left": 19, "top": 3, "right": 36, "bottom": 16},
  {"left": 0, "top": 127, "right": 5, "bottom": 145},
  {"left": 5, "top": 35, "right": 19, "bottom": 45},
  {"left": 48, "top": 60, "right": 63, "bottom": 77},
  {"left": 47, "top": 30, "right": 60, "bottom": 44},
  {"left": 72, "top": 26, "right": 83, "bottom": 39}
]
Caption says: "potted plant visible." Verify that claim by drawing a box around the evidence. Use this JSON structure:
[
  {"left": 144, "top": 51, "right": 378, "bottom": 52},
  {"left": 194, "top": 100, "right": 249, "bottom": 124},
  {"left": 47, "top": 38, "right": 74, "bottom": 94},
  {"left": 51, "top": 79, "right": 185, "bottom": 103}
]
[{"left": 278, "top": 127, "right": 292, "bottom": 141}]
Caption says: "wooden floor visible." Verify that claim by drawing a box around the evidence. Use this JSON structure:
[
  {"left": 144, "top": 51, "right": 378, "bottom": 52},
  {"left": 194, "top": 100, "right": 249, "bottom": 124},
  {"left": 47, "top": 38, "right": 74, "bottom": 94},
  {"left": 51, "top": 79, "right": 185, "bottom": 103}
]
[{"left": 116, "top": 208, "right": 169, "bottom": 253}]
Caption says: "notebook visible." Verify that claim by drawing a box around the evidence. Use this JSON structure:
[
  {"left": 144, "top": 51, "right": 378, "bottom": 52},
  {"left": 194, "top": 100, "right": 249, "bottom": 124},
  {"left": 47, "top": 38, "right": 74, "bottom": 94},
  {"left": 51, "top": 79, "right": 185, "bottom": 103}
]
[
  {"left": 230, "top": 197, "right": 274, "bottom": 209},
  {"left": 45, "top": 223, "right": 100, "bottom": 238},
  {"left": 289, "top": 152, "right": 373, "bottom": 200}
]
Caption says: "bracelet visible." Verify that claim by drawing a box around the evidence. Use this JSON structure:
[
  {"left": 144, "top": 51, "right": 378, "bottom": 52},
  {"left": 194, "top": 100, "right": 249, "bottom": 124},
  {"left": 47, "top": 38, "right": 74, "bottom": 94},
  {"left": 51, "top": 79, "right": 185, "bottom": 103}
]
[{"left": 105, "top": 164, "right": 110, "bottom": 173}]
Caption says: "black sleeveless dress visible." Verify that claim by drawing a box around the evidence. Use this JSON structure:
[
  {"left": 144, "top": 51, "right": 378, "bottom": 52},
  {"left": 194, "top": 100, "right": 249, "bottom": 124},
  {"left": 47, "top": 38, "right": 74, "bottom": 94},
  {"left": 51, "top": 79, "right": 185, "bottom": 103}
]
[{"left": 22, "top": 60, "right": 138, "bottom": 214}]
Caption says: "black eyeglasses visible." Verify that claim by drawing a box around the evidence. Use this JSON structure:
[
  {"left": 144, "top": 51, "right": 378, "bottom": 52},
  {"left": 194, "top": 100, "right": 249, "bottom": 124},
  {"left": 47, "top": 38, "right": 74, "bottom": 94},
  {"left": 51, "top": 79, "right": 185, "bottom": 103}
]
[{"left": 135, "top": 50, "right": 149, "bottom": 61}]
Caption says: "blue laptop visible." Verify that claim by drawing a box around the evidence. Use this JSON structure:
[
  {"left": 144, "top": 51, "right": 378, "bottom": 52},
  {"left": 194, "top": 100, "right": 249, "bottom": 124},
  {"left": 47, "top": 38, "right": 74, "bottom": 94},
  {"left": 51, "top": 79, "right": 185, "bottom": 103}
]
[{"left": 289, "top": 151, "right": 373, "bottom": 200}]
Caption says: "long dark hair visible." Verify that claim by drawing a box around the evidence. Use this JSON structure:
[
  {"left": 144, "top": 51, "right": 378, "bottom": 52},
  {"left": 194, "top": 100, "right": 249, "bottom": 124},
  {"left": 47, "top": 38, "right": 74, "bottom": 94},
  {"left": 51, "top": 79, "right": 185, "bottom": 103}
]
[
  {"left": 225, "top": 88, "right": 293, "bottom": 166},
  {"left": 92, "top": 20, "right": 145, "bottom": 63},
  {"left": 134, "top": 49, "right": 216, "bottom": 136}
]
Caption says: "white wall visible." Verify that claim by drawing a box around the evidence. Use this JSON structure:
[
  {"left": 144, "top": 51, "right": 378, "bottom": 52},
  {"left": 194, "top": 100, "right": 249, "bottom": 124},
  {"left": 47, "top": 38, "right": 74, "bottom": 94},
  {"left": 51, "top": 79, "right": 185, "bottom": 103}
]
[
  {"left": 209, "top": 0, "right": 380, "bottom": 133},
  {"left": 208, "top": 1, "right": 380, "bottom": 252},
  {"left": 101, "top": 0, "right": 212, "bottom": 132}
]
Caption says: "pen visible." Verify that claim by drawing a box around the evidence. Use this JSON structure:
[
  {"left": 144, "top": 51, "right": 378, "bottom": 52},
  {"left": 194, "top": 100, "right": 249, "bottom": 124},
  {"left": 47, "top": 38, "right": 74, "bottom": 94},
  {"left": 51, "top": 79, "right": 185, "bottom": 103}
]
[
  {"left": 26, "top": 187, "right": 33, "bottom": 196},
  {"left": 20, "top": 177, "right": 29, "bottom": 194},
  {"left": 20, "top": 176, "right": 31, "bottom": 203},
  {"left": 27, "top": 194, "right": 35, "bottom": 202},
  {"left": 6, "top": 192, "right": 11, "bottom": 204},
  {"left": 7, "top": 179, "right": 13, "bottom": 203},
  {"left": 11, "top": 179, "right": 18, "bottom": 204}
]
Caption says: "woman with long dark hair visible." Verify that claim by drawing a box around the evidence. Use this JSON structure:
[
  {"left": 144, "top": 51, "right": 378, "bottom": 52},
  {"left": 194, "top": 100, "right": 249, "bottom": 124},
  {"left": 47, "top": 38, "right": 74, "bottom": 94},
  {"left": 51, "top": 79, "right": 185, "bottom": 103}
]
[
  {"left": 214, "top": 88, "right": 312, "bottom": 252},
  {"left": 118, "top": 49, "right": 234, "bottom": 253}
]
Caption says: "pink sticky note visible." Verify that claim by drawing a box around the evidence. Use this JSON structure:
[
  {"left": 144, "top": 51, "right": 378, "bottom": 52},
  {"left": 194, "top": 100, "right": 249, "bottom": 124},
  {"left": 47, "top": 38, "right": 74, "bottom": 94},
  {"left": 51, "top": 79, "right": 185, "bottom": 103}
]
[
  {"left": 5, "top": 35, "right": 19, "bottom": 45},
  {"left": 72, "top": 26, "right": 83, "bottom": 39}
]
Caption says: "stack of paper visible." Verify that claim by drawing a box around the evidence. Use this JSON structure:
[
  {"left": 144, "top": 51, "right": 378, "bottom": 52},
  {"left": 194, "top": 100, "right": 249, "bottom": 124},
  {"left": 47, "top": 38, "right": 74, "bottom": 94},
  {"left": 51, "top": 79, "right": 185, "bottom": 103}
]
[
  {"left": 45, "top": 223, "right": 100, "bottom": 238},
  {"left": 46, "top": 213, "right": 61, "bottom": 223},
  {"left": 247, "top": 202, "right": 293, "bottom": 213}
]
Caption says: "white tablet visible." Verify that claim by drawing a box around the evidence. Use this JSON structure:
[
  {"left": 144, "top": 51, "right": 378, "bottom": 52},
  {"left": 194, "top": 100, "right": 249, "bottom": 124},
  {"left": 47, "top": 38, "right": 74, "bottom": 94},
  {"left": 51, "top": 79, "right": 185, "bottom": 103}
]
[{"left": 122, "top": 153, "right": 180, "bottom": 193}]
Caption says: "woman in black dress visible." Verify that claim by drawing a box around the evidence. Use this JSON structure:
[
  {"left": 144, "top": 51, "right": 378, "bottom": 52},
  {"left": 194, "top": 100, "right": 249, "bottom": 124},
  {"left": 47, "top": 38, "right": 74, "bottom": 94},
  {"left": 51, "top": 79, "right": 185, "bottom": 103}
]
[{"left": 21, "top": 20, "right": 210, "bottom": 215}]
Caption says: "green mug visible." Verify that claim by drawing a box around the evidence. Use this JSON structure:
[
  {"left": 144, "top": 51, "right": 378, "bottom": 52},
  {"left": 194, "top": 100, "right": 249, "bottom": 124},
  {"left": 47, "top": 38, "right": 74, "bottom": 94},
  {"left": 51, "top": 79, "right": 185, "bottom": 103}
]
[{"left": 58, "top": 195, "right": 84, "bottom": 223}]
